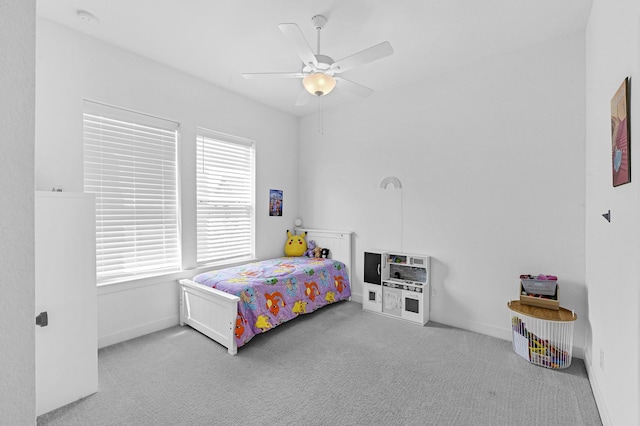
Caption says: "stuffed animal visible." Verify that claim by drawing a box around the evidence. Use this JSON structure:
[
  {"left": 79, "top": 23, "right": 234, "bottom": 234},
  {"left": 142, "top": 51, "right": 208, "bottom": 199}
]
[
  {"left": 284, "top": 230, "right": 307, "bottom": 257},
  {"left": 304, "top": 240, "right": 316, "bottom": 257},
  {"left": 320, "top": 248, "right": 330, "bottom": 258},
  {"left": 313, "top": 246, "right": 322, "bottom": 258}
]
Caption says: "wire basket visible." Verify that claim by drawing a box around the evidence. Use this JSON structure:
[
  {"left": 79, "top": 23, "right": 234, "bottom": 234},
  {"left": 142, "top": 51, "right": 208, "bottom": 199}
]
[{"left": 509, "top": 305, "right": 576, "bottom": 369}]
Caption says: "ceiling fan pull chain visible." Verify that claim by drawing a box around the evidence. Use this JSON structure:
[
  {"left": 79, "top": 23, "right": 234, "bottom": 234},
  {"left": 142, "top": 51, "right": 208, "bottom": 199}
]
[{"left": 318, "top": 97, "right": 324, "bottom": 135}]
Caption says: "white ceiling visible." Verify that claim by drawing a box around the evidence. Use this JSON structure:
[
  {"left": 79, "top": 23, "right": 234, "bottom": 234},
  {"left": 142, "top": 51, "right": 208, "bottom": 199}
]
[{"left": 36, "top": 0, "right": 593, "bottom": 117}]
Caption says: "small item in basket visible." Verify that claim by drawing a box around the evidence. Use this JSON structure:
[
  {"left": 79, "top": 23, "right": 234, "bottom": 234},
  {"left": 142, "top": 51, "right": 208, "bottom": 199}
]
[
  {"left": 521, "top": 279, "right": 557, "bottom": 296},
  {"left": 536, "top": 274, "right": 558, "bottom": 281},
  {"left": 519, "top": 273, "right": 560, "bottom": 309}
]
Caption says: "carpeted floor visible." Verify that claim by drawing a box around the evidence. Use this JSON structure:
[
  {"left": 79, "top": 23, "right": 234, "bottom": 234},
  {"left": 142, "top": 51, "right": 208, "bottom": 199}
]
[{"left": 38, "top": 301, "right": 601, "bottom": 426}]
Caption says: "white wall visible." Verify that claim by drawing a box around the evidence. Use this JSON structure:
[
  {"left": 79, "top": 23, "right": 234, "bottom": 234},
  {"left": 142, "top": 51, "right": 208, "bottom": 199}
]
[
  {"left": 299, "top": 33, "right": 587, "bottom": 352},
  {"left": 585, "top": 1, "right": 640, "bottom": 425},
  {"left": 0, "top": 0, "right": 36, "bottom": 423},
  {"left": 35, "top": 18, "right": 299, "bottom": 347}
]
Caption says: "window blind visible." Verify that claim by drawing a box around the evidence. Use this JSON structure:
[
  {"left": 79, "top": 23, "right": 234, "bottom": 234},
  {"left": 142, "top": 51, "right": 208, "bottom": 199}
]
[
  {"left": 196, "top": 129, "right": 255, "bottom": 266},
  {"left": 83, "top": 101, "right": 180, "bottom": 284}
]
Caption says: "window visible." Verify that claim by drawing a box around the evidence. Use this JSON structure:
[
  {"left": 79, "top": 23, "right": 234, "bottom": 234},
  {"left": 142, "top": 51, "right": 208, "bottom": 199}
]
[
  {"left": 83, "top": 101, "right": 180, "bottom": 284},
  {"left": 196, "top": 128, "right": 255, "bottom": 266}
]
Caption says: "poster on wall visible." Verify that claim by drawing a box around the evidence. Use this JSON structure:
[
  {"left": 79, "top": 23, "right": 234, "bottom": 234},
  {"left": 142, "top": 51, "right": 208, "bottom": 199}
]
[
  {"left": 269, "top": 189, "right": 283, "bottom": 216},
  {"left": 611, "top": 77, "right": 631, "bottom": 187}
]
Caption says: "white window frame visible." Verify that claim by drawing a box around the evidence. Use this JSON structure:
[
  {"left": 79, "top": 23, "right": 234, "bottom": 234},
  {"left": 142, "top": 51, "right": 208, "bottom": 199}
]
[
  {"left": 83, "top": 100, "right": 181, "bottom": 285},
  {"left": 196, "top": 128, "right": 255, "bottom": 266}
]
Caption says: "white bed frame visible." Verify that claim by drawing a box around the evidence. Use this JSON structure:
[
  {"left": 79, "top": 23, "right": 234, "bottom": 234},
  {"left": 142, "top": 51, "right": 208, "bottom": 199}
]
[{"left": 179, "top": 229, "right": 352, "bottom": 355}]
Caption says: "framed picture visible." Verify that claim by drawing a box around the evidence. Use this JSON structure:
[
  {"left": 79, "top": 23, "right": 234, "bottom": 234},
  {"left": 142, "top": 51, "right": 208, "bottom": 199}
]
[
  {"left": 269, "top": 189, "right": 283, "bottom": 216},
  {"left": 611, "top": 77, "right": 630, "bottom": 187}
]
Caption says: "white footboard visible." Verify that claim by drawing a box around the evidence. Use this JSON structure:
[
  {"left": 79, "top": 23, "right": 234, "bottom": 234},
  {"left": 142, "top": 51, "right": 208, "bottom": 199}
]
[{"left": 179, "top": 279, "right": 240, "bottom": 355}]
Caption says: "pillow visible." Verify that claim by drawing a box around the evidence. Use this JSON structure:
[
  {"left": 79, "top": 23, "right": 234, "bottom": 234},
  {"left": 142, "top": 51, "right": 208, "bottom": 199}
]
[{"left": 284, "top": 230, "right": 307, "bottom": 257}]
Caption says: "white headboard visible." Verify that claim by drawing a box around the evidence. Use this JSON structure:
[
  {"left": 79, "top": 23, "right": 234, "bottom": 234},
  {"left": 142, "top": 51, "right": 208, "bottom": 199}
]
[{"left": 298, "top": 228, "right": 353, "bottom": 283}]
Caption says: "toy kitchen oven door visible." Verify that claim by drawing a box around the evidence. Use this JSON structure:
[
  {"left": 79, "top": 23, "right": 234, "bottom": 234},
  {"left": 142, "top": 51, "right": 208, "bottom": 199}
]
[{"left": 381, "top": 254, "right": 430, "bottom": 325}]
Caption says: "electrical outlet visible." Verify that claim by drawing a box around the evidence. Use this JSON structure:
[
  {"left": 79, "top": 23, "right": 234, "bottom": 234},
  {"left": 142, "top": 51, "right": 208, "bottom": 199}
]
[{"left": 599, "top": 348, "right": 605, "bottom": 370}]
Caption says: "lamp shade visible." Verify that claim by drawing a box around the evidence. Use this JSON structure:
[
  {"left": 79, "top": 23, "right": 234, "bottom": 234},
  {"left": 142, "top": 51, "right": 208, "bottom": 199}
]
[{"left": 303, "top": 73, "right": 336, "bottom": 97}]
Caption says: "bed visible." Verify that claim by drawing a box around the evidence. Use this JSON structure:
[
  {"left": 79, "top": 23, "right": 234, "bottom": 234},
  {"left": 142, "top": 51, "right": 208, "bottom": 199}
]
[{"left": 179, "top": 229, "right": 352, "bottom": 354}]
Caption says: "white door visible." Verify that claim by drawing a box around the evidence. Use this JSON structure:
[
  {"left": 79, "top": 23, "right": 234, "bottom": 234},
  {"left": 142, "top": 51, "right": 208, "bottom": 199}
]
[
  {"left": 401, "top": 290, "right": 423, "bottom": 323},
  {"left": 382, "top": 286, "right": 402, "bottom": 317},
  {"left": 35, "top": 192, "right": 97, "bottom": 416},
  {"left": 362, "top": 283, "right": 382, "bottom": 313}
]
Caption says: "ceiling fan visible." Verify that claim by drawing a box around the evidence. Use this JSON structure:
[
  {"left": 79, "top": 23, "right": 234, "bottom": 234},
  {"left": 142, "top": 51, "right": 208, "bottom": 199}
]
[{"left": 242, "top": 15, "right": 394, "bottom": 105}]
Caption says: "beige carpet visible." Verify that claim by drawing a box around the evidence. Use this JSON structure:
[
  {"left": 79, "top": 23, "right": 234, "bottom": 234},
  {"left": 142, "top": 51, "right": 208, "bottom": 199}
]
[{"left": 38, "top": 301, "right": 601, "bottom": 426}]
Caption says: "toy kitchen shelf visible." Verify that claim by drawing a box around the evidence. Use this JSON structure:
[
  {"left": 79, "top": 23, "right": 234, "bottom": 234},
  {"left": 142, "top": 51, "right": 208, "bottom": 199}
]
[{"left": 363, "top": 251, "right": 430, "bottom": 325}]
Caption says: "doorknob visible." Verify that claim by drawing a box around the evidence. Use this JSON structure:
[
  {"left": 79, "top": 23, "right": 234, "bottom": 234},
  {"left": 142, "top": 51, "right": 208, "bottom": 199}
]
[{"left": 36, "top": 311, "right": 48, "bottom": 327}]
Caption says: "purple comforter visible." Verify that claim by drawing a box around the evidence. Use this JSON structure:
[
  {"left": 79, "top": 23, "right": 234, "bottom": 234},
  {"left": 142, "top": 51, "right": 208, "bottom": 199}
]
[{"left": 193, "top": 257, "right": 351, "bottom": 348}]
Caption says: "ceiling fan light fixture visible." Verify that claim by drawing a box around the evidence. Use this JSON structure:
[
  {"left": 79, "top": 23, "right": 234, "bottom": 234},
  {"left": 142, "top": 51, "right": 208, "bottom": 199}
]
[{"left": 303, "top": 73, "right": 336, "bottom": 97}]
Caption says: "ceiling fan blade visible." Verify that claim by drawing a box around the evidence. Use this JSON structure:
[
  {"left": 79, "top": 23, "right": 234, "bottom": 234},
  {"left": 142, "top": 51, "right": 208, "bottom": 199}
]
[
  {"left": 278, "top": 23, "right": 318, "bottom": 68},
  {"left": 330, "top": 41, "right": 394, "bottom": 74},
  {"left": 242, "top": 72, "right": 305, "bottom": 80},
  {"left": 294, "top": 88, "right": 310, "bottom": 106},
  {"left": 335, "top": 76, "right": 374, "bottom": 97}
]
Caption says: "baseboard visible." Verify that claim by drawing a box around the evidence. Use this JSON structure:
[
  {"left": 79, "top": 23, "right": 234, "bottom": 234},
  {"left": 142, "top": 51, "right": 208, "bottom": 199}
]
[
  {"left": 584, "top": 353, "right": 611, "bottom": 425},
  {"left": 431, "top": 312, "right": 511, "bottom": 340},
  {"left": 431, "top": 311, "right": 586, "bottom": 359},
  {"left": 98, "top": 316, "right": 178, "bottom": 349}
]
